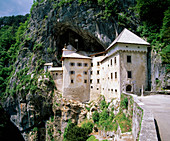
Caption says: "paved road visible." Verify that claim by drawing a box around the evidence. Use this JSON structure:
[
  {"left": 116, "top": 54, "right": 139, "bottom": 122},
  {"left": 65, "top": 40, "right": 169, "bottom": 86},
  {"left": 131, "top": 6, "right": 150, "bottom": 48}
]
[{"left": 139, "top": 95, "right": 170, "bottom": 141}]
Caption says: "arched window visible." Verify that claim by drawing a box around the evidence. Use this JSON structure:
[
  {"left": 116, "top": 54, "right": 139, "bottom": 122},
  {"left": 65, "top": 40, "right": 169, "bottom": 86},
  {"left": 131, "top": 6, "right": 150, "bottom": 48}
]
[{"left": 126, "top": 85, "right": 132, "bottom": 92}]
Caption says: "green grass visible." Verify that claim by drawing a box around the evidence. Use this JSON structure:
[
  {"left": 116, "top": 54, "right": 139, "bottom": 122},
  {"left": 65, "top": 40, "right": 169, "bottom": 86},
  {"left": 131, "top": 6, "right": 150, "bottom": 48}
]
[{"left": 115, "top": 112, "right": 132, "bottom": 133}]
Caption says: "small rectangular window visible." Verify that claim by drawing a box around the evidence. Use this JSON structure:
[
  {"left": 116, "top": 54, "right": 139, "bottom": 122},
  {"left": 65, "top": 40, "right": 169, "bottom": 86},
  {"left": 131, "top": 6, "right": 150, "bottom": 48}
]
[
  {"left": 91, "top": 71, "right": 93, "bottom": 75},
  {"left": 127, "top": 55, "right": 131, "bottom": 63},
  {"left": 90, "top": 79, "right": 92, "bottom": 84},
  {"left": 69, "top": 71, "right": 75, "bottom": 75},
  {"left": 83, "top": 71, "right": 87, "bottom": 75},
  {"left": 84, "top": 63, "right": 88, "bottom": 67},
  {"left": 77, "top": 63, "right": 82, "bottom": 66},
  {"left": 97, "top": 79, "right": 100, "bottom": 84},
  {"left": 115, "top": 72, "right": 117, "bottom": 79},
  {"left": 97, "top": 62, "right": 100, "bottom": 66},
  {"left": 111, "top": 73, "right": 113, "bottom": 79},
  {"left": 115, "top": 57, "right": 116, "bottom": 64},
  {"left": 97, "top": 70, "right": 100, "bottom": 75},
  {"left": 91, "top": 63, "right": 93, "bottom": 67},
  {"left": 91, "top": 86, "right": 93, "bottom": 89},
  {"left": 56, "top": 73, "right": 58, "bottom": 76},
  {"left": 70, "top": 62, "right": 75, "bottom": 66},
  {"left": 108, "top": 89, "right": 110, "bottom": 91},
  {"left": 115, "top": 89, "right": 117, "bottom": 92},
  {"left": 97, "top": 88, "right": 99, "bottom": 90},
  {"left": 111, "top": 59, "right": 112, "bottom": 66},
  {"left": 71, "top": 79, "right": 74, "bottom": 83},
  {"left": 127, "top": 71, "right": 132, "bottom": 78},
  {"left": 84, "top": 79, "right": 87, "bottom": 83},
  {"left": 111, "top": 89, "right": 113, "bottom": 91}
]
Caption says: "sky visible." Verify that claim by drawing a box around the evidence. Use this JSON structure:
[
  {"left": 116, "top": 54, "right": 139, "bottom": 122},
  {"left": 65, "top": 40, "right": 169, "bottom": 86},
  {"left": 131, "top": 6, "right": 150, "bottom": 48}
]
[{"left": 0, "top": 0, "right": 33, "bottom": 17}]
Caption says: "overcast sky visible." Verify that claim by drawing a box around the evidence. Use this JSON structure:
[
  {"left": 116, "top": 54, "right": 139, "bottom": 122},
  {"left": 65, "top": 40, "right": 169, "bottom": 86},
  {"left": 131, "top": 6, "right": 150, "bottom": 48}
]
[{"left": 0, "top": 0, "right": 33, "bottom": 17}]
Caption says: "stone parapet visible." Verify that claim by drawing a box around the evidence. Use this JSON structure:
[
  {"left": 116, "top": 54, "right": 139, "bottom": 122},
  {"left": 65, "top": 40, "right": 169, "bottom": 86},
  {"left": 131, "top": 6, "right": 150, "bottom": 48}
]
[{"left": 122, "top": 93, "right": 158, "bottom": 141}]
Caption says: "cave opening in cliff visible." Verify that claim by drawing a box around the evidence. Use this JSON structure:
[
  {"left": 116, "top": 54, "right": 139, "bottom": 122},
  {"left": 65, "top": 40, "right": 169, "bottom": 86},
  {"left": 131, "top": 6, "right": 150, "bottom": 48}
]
[
  {"left": 54, "top": 25, "right": 105, "bottom": 66},
  {"left": 58, "top": 28, "right": 105, "bottom": 52}
]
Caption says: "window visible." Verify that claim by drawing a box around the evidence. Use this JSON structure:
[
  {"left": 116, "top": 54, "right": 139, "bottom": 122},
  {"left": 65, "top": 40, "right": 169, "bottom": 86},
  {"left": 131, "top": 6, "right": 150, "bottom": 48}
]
[
  {"left": 84, "top": 71, "right": 87, "bottom": 75},
  {"left": 70, "top": 62, "right": 75, "bottom": 66},
  {"left": 126, "top": 46, "right": 128, "bottom": 48},
  {"left": 91, "top": 86, "right": 93, "bottom": 89},
  {"left": 115, "top": 72, "right": 117, "bottom": 79},
  {"left": 56, "top": 73, "right": 58, "bottom": 76},
  {"left": 138, "top": 46, "right": 140, "bottom": 48},
  {"left": 97, "top": 70, "right": 100, "bottom": 75},
  {"left": 127, "top": 71, "right": 132, "bottom": 78},
  {"left": 97, "top": 62, "right": 100, "bottom": 66},
  {"left": 111, "top": 89, "right": 113, "bottom": 91},
  {"left": 115, "top": 89, "right": 117, "bottom": 92},
  {"left": 114, "top": 57, "right": 116, "bottom": 64},
  {"left": 111, "top": 59, "right": 112, "bottom": 66},
  {"left": 91, "top": 63, "right": 93, "bottom": 67},
  {"left": 111, "top": 73, "right": 113, "bottom": 79},
  {"left": 91, "top": 71, "right": 93, "bottom": 75},
  {"left": 127, "top": 55, "right": 131, "bottom": 63},
  {"left": 103, "top": 88, "right": 104, "bottom": 90},
  {"left": 108, "top": 89, "right": 110, "bottom": 91},
  {"left": 69, "top": 71, "right": 75, "bottom": 75},
  {"left": 84, "top": 79, "right": 87, "bottom": 83},
  {"left": 84, "top": 63, "right": 88, "bottom": 67},
  {"left": 90, "top": 79, "right": 92, "bottom": 84},
  {"left": 71, "top": 79, "right": 74, "bottom": 83},
  {"left": 97, "top": 88, "right": 99, "bottom": 90},
  {"left": 77, "top": 63, "right": 82, "bottom": 66},
  {"left": 97, "top": 79, "right": 100, "bottom": 84}
]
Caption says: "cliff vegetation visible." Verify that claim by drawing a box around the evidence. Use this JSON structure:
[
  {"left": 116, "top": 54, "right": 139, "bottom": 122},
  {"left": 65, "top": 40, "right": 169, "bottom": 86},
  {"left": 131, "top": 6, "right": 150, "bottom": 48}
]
[{"left": 0, "top": 0, "right": 169, "bottom": 140}]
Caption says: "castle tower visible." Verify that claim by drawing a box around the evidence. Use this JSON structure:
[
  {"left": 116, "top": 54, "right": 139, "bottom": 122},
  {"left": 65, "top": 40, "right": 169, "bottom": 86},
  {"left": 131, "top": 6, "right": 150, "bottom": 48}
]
[{"left": 62, "top": 45, "right": 91, "bottom": 102}]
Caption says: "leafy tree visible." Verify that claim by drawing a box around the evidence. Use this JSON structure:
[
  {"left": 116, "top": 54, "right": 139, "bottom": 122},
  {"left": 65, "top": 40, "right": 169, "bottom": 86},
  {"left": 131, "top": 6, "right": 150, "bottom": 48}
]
[
  {"left": 0, "top": 15, "right": 29, "bottom": 99},
  {"left": 63, "top": 122, "right": 89, "bottom": 141},
  {"left": 136, "top": 0, "right": 169, "bottom": 28},
  {"left": 136, "top": 0, "right": 170, "bottom": 64}
]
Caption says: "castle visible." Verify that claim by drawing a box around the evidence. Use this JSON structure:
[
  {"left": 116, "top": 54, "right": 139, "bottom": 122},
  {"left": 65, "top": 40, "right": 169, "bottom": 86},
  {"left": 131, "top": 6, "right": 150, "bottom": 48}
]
[{"left": 44, "top": 28, "right": 150, "bottom": 102}]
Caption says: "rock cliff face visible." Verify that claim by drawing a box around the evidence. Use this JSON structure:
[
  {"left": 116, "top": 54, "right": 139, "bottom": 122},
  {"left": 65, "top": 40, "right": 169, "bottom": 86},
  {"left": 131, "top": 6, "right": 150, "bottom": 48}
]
[
  {"left": 1, "top": 0, "right": 140, "bottom": 140},
  {"left": 28, "top": 0, "right": 137, "bottom": 65},
  {"left": 151, "top": 50, "right": 170, "bottom": 91}
]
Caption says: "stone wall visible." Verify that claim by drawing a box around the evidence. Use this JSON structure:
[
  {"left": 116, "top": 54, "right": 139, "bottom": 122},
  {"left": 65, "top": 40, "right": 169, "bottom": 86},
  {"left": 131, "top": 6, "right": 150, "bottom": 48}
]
[{"left": 122, "top": 93, "right": 158, "bottom": 141}]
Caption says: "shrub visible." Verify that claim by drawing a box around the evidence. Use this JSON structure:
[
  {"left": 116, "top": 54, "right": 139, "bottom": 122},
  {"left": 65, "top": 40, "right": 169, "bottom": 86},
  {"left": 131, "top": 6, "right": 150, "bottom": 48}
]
[
  {"left": 64, "top": 120, "right": 89, "bottom": 141},
  {"left": 99, "top": 109, "right": 109, "bottom": 121},
  {"left": 81, "top": 121, "right": 94, "bottom": 134},
  {"left": 33, "top": 127, "right": 38, "bottom": 132},
  {"left": 92, "top": 111, "right": 99, "bottom": 123},
  {"left": 120, "top": 95, "right": 128, "bottom": 109},
  {"left": 100, "top": 99, "right": 107, "bottom": 110}
]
